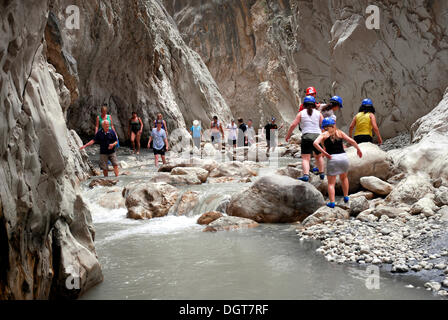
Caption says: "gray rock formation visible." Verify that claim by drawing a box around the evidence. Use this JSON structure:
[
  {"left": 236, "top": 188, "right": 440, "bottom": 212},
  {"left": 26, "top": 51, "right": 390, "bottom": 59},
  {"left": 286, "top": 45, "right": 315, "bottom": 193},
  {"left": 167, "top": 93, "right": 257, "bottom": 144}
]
[
  {"left": 47, "top": 0, "right": 233, "bottom": 144},
  {"left": 165, "top": 0, "right": 448, "bottom": 138},
  {"left": 227, "top": 175, "right": 325, "bottom": 223},
  {"left": 0, "top": 1, "right": 102, "bottom": 299}
]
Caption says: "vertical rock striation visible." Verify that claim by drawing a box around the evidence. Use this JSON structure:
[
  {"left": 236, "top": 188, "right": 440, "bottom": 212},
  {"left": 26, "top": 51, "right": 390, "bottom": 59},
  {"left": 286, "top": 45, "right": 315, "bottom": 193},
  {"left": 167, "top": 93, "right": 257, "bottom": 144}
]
[{"left": 0, "top": 0, "right": 102, "bottom": 299}]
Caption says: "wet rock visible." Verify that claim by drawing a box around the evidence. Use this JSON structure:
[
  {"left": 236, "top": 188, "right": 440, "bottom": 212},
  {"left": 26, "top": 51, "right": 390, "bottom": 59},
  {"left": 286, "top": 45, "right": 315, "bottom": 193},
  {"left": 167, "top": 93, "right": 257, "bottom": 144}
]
[
  {"left": 351, "top": 191, "right": 375, "bottom": 201},
  {"left": 150, "top": 172, "right": 202, "bottom": 185},
  {"left": 425, "top": 282, "right": 442, "bottom": 292},
  {"left": 302, "top": 206, "right": 349, "bottom": 228},
  {"left": 123, "top": 181, "right": 179, "bottom": 220},
  {"left": 386, "top": 174, "right": 434, "bottom": 205},
  {"left": 349, "top": 196, "right": 370, "bottom": 216},
  {"left": 89, "top": 179, "right": 119, "bottom": 189},
  {"left": 209, "top": 161, "right": 258, "bottom": 178},
  {"left": 171, "top": 167, "right": 209, "bottom": 184},
  {"left": 392, "top": 264, "right": 409, "bottom": 273},
  {"left": 360, "top": 177, "right": 394, "bottom": 196},
  {"left": 227, "top": 175, "right": 325, "bottom": 223},
  {"left": 197, "top": 212, "right": 224, "bottom": 225},
  {"left": 208, "top": 177, "right": 238, "bottom": 184},
  {"left": 204, "top": 216, "right": 259, "bottom": 232},
  {"left": 158, "top": 158, "right": 219, "bottom": 173},
  {"left": 170, "top": 191, "right": 201, "bottom": 216},
  {"left": 97, "top": 188, "right": 126, "bottom": 209}
]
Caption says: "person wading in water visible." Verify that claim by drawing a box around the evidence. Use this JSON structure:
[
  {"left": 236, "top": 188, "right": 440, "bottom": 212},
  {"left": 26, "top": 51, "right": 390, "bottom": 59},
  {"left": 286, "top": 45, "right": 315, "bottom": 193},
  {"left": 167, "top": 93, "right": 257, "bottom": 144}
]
[
  {"left": 148, "top": 120, "right": 169, "bottom": 168},
  {"left": 313, "top": 117, "right": 363, "bottom": 208},
  {"left": 80, "top": 120, "right": 120, "bottom": 177},
  {"left": 128, "top": 112, "right": 143, "bottom": 154}
]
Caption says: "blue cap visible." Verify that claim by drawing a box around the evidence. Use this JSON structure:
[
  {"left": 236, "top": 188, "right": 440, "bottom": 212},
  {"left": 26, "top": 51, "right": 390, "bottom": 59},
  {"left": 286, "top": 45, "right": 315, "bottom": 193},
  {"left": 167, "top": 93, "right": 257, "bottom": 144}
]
[
  {"left": 303, "top": 95, "right": 316, "bottom": 105},
  {"left": 362, "top": 98, "right": 373, "bottom": 106},
  {"left": 330, "top": 96, "right": 343, "bottom": 108},
  {"left": 322, "top": 117, "right": 336, "bottom": 128}
]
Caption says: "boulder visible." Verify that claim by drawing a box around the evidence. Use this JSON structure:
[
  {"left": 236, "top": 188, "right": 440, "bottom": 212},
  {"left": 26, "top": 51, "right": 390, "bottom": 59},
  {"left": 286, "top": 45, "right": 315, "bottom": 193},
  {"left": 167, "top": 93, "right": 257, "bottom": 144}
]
[
  {"left": 150, "top": 172, "right": 202, "bottom": 185},
  {"left": 209, "top": 161, "right": 258, "bottom": 178},
  {"left": 350, "top": 191, "right": 375, "bottom": 200},
  {"left": 197, "top": 212, "right": 223, "bottom": 225},
  {"left": 171, "top": 167, "right": 209, "bottom": 183},
  {"left": 227, "top": 175, "right": 325, "bottom": 223},
  {"left": 345, "top": 143, "right": 391, "bottom": 193},
  {"left": 289, "top": 134, "right": 302, "bottom": 145},
  {"left": 276, "top": 166, "right": 302, "bottom": 179},
  {"left": 410, "top": 198, "right": 438, "bottom": 217},
  {"left": 170, "top": 191, "right": 201, "bottom": 216},
  {"left": 158, "top": 157, "right": 219, "bottom": 173},
  {"left": 349, "top": 196, "right": 370, "bottom": 216},
  {"left": 204, "top": 216, "right": 259, "bottom": 232},
  {"left": 97, "top": 188, "right": 126, "bottom": 209},
  {"left": 357, "top": 210, "right": 379, "bottom": 222},
  {"left": 434, "top": 186, "right": 448, "bottom": 207},
  {"left": 439, "top": 206, "right": 448, "bottom": 222},
  {"left": 360, "top": 177, "right": 394, "bottom": 196},
  {"left": 123, "top": 181, "right": 179, "bottom": 220},
  {"left": 89, "top": 179, "right": 119, "bottom": 189},
  {"left": 302, "top": 206, "right": 350, "bottom": 228},
  {"left": 386, "top": 174, "right": 434, "bottom": 205},
  {"left": 371, "top": 205, "right": 406, "bottom": 219}
]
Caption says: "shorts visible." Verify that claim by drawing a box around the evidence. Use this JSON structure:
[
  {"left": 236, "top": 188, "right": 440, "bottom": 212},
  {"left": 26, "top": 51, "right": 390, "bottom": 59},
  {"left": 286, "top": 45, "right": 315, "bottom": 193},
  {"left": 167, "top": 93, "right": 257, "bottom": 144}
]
[
  {"left": 301, "top": 133, "right": 321, "bottom": 155},
  {"left": 99, "top": 153, "right": 118, "bottom": 171},
  {"left": 154, "top": 146, "right": 166, "bottom": 156},
  {"left": 266, "top": 139, "right": 277, "bottom": 148},
  {"left": 327, "top": 153, "right": 349, "bottom": 176},
  {"left": 354, "top": 135, "right": 373, "bottom": 144},
  {"left": 211, "top": 133, "right": 221, "bottom": 144},
  {"left": 193, "top": 137, "right": 201, "bottom": 149},
  {"left": 228, "top": 139, "right": 237, "bottom": 146}
]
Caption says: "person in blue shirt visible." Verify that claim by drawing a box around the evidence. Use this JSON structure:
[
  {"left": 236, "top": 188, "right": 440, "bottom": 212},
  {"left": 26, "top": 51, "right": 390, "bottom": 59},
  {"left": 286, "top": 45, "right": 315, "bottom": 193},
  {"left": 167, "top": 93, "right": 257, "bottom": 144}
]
[
  {"left": 147, "top": 121, "right": 169, "bottom": 168},
  {"left": 191, "top": 120, "right": 202, "bottom": 150},
  {"left": 80, "top": 120, "right": 119, "bottom": 177}
]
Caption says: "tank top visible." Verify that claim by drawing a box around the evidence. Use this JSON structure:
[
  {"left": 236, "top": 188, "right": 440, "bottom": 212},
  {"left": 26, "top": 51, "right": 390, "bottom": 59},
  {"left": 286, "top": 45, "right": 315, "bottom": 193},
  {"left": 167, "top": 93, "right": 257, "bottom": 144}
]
[
  {"left": 324, "top": 136, "right": 345, "bottom": 155},
  {"left": 99, "top": 114, "right": 111, "bottom": 130},
  {"left": 300, "top": 109, "right": 322, "bottom": 134},
  {"left": 355, "top": 112, "right": 373, "bottom": 136},
  {"left": 211, "top": 120, "right": 220, "bottom": 133},
  {"left": 130, "top": 117, "right": 141, "bottom": 132}
]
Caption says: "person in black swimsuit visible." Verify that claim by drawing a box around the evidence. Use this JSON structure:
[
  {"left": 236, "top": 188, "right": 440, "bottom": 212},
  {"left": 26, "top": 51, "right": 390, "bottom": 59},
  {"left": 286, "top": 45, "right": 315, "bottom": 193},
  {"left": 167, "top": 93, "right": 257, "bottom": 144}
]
[{"left": 128, "top": 112, "right": 143, "bottom": 154}]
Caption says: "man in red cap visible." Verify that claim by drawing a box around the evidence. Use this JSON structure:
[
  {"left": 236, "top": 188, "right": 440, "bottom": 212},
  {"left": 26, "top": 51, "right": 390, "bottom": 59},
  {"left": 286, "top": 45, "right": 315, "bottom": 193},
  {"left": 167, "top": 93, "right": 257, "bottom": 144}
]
[{"left": 298, "top": 87, "right": 322, "bottom": 112}]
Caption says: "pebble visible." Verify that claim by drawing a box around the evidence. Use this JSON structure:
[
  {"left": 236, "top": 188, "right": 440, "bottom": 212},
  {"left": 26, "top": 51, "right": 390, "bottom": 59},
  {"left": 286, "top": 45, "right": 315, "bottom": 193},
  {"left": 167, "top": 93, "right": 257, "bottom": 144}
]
[{"left": 435, "top": 263, "right": 447, "bottom": 270}]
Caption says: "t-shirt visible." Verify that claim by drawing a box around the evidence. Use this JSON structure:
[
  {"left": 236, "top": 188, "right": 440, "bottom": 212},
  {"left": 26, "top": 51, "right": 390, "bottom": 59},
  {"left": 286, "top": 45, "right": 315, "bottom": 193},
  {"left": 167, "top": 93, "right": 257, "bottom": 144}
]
[
  {"left": 94, "top": 129, "right": 118, "bottom": 155},
  {"left": 227, "top": 123, "right": 238, "bottom": 140},
  {"left": 151, "top": 128, "right": 167, "bottom": 150},
  {"left": 264, "top": 123, "right": 278, "bottom": 140},
  {"left": 237, "top": 123, "right": 248, "bottom": 146},
  {"left": 299, "top": 109, "right": 322, "bottom": 134},
  {"left": 191, "top": 125, "right": 201, "bottom": 138}
]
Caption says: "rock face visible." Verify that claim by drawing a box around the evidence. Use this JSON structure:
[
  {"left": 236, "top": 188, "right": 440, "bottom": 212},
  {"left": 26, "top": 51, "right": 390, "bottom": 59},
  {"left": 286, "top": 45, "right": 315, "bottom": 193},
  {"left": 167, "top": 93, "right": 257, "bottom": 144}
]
[
  {"left": 227, "top": 175, "right": 325, "bottom": 223},
  {"left": 123, "top": 182, "right": 179, "bottom": 220},
  {"left": 389, "top": 88, "right": 448, "bottom": 180},
  {"left": 47, "top": 0, "right": 233, "bottom": 144},
  {"left": 0, "top": 1, "right": 102, "bottom": 299},
  {"left": 165, "top": 0, "right": 448, "bottom": 138}
]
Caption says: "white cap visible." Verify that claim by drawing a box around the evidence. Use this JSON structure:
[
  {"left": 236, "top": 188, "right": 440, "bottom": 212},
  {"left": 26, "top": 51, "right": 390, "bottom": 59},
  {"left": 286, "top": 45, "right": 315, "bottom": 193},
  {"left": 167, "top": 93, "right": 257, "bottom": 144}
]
[{"left": 193, "top": 120, "right": 199, "bottom": 126}]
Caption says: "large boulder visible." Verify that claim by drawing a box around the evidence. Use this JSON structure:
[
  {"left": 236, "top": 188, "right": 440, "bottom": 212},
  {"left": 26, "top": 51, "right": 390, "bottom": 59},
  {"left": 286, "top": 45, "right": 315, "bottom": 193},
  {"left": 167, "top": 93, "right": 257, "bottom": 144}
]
[
  {"left": 98, "top": 188, "right": 126, "bottom": 209},
  {"left": 360, "top": 176, "right": 394, "bottom": 196},
  {"left": 204, "top": 216, "right": 259, "bottom": 232},
  {"left": 158, "top": 157, "right": 219, "bottom": 173},
  {"left": 410, "top": 198, "right": 438, "bottom": 217},
  {"left": 197, "top": 212, "right": 224, "bottom": 225},
  {"left": 349, "top": 196, "right": 370, "bottom": 216},
  {"left": 150, "top": 172, "right": 202, "bottom": 185},
  {"left": 169, "top": 191, "right": 201, "bottom": 216},
  {"left": 123, "top": 181, "right": 179, "bottom": 220},
  {"left": 345, "top": 143, "right": 391, "bottom": 193},
  {"left": 386, "top": 174, "right": 434, "bottom": 205},
  {"left": 302, "top": 206, "right": 350, "bottom": 228},
  {"left": 434, "top": 186, "right": 448, "bottom": 207},
  {"left": 171, "top": 167, "right": 209, "bottom": 183},
  {"left": 209, "top": 161, "right": 258, "bottom": 178},
  {"left": 227, "top": 175, "right": 325, "bottom": 223}
]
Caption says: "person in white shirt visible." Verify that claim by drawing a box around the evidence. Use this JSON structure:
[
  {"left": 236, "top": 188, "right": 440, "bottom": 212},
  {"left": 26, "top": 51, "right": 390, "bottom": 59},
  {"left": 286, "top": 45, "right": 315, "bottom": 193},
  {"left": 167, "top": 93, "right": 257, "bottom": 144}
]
[{"left": 226, "top": 119, "right": 238, "bottom": 150}]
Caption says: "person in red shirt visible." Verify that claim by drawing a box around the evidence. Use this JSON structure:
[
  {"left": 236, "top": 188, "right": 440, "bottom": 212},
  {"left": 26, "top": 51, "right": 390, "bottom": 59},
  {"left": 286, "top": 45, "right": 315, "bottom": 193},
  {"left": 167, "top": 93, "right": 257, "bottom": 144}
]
[{"left": 298, "top": 87, "right": 326, "bottom": 112}]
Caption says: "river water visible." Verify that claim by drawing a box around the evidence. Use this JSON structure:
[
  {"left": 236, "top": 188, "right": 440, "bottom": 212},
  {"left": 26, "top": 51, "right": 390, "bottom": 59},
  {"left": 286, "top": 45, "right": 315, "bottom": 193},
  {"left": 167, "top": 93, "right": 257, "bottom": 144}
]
[{"left": 81, "top": 149, "right": 439, "bottom": 300}]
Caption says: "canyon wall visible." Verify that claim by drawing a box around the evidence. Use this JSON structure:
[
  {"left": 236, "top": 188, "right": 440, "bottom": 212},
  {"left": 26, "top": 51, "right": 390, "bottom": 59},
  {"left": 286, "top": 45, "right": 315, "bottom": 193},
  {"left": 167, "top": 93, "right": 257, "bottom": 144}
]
[{"left": 164, "top": 0, "right": 448, "bottom": 137}]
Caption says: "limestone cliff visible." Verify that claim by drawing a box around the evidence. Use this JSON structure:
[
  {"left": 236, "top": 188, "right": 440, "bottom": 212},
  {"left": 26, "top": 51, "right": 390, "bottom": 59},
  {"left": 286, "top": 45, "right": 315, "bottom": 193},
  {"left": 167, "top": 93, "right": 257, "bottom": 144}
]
[
  {"left": 47, "top": 0, "right": 233, "bottom": 143},
  {"left": 0, "top": 0, "right": 102, "bottom": 299},
  {"left": 164, "top": 0, "right": 448, "bottom": 137}
]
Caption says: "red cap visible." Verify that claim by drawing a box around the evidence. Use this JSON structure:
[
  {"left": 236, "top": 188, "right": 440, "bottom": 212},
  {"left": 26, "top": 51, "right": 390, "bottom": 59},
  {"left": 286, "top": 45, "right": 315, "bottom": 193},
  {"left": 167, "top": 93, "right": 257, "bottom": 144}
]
[{"left": 306, "top": 87, "right": 317, "bottom": 95}]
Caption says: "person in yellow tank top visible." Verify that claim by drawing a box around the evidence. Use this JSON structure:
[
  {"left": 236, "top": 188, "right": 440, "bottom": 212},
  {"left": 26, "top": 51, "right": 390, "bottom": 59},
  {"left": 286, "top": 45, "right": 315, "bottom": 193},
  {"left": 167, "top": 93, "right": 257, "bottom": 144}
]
[{"left": 349, "top": 99, "right": 383, "bottom": 145}]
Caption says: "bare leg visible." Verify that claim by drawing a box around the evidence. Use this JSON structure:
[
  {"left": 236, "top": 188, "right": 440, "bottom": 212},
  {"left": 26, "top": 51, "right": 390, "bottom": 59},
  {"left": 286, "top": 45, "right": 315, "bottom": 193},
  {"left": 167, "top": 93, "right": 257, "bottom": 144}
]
[
  {"left": 161, "top": 155, "right": 167, "bottom": 165},
  {"left": 136, "top": 132, "right": 141, "bottom": 154},
  {"left": 327, "top": 175, "right": 337, "bottom": 203},
  {"left": 302, "top": 154, "right": 311, "bottom": 175},
  {"left": 316, "top": 154, "right": 325, "bottom": 173},
  {"left": 113, "top": 166, "right": 119, "bottom": 177},
  {"left": 340, "top": 173, "right": 349, "bottom": 197},
  {"left": 131, "top": 132, "right": 136, "bottom": 153},
  {"left": 103, "top": 170, "right": 108, "bottom": 177},
  {"left": 155, "top": 154, "right": 159, "bottom": 167}
]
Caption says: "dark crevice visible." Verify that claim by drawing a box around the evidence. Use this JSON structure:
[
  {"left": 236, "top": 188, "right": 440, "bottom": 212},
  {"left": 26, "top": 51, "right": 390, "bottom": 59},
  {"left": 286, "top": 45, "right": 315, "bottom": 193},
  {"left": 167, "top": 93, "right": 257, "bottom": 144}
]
[{"left": 0, "top": 200, "right": 10, "bottom": 288}]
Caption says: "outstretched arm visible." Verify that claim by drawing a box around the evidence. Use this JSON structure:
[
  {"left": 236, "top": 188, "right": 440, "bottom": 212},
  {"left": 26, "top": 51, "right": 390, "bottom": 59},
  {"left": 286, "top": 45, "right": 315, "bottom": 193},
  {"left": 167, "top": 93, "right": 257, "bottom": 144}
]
[
  {"left": 80, "top": 139, "right": 95, "bottom": 150},
  {"left": 163, "top": 120, "right": 168, "bottom": 136},
  {"left": 341, "top": 131, "right": 363, "bottom": 158},
  {"left": 370, "top": 114, "right": 383, "bottom": 145},
  {"left": 285, "top": 113, "right": 301, "bottom": 142},
  {"left": 349, "top": 117, "right": 356, "bottom": 138},
  {"left": 95, "top": 116, "right": 100, "bottom": 134},
  {"left": 139, "top": 118, "right": 144, "bottom": 134},
  {"left": 313, "top": 133, "right": 331, "bottom": 159}
]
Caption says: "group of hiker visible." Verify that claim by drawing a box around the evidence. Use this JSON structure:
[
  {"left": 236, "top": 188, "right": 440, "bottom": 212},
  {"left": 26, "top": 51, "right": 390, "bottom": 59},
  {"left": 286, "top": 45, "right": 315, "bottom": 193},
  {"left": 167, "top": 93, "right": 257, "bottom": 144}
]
[
  {"left": 285, "top": 87, "right": 382, "bottom": 208},
  {"left": 80, "top": 88, "right": 383, "bottom": 208}
]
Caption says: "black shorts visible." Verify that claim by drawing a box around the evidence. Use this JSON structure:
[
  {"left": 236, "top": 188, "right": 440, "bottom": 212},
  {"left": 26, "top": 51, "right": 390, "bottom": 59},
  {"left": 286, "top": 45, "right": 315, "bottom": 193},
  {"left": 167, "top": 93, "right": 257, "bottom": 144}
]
[
  {"left": 228, "top": 139, "right": 237, "bottom": 146},
  {"left": 354, "top": 135, "right": 373, "bottom": 144},
  {"left": 301, "top": 133, "right": 321, "bottom": 155},
  {"left": 153, "top": 146, "right": 166, "bottom": 156}
]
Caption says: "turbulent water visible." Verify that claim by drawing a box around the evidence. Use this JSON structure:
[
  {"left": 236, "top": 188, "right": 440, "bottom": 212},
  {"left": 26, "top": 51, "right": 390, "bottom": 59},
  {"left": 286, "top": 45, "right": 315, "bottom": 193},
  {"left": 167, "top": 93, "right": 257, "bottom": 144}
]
[{"left": 80, "top": 149, "right": 440, "bottom": 300}]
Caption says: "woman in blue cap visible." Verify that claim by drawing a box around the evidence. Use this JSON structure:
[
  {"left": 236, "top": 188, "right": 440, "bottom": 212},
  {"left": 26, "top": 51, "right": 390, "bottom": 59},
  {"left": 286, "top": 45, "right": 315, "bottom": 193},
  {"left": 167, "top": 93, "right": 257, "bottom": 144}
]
[
  {"left": 286, "top": 95, "right": 325, "bottom": 181},
  {"left": 349, "top": 99, "right": 383, "bottom": 145},
  {"left": 319, "top": 96, "right": 343, "bottom": 121},
  {"left": 313, "top": 117, "right": 363, "bottom": 208}
]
